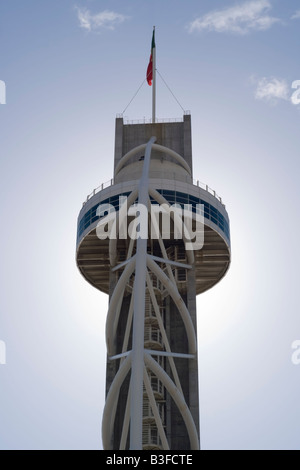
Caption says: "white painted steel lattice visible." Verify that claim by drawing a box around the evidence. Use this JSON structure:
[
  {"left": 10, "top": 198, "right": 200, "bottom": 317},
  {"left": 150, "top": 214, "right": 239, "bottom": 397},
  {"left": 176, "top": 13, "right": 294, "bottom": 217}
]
[{"left": 102, "top": 138, "right": 200, "bottom": 450}]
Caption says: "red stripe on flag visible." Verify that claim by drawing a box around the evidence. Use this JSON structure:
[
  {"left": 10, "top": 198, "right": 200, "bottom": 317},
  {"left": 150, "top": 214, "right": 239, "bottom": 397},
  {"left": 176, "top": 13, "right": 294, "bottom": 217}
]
[
  {"left": 147, "top": 54, "right": 153, "bottom": 86},
  {"left": 146, "top": 29, "right": 155, "bottom": 86}
]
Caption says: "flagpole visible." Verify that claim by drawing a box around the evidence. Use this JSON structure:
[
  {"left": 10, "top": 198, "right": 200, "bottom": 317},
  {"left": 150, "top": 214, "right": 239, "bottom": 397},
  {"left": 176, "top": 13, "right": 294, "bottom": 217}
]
[{"left": 152, "top": 26, "right": 156, "bottom": 124}]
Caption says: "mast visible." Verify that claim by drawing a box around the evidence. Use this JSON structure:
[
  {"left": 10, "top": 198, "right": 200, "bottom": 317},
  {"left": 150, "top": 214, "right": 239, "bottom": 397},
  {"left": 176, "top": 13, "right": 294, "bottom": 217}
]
[{"left": 152, "top": 26, "right": 156, "bottom": 123}]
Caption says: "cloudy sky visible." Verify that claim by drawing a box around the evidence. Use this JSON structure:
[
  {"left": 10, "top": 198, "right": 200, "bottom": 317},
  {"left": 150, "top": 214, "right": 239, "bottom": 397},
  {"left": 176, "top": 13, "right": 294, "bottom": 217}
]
[{"left": 0, "top": 0, "right": 300, "bottom": 450}]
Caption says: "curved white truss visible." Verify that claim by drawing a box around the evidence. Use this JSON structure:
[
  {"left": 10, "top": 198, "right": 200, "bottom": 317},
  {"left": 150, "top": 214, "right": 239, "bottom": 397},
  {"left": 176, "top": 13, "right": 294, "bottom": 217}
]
[
  {"left": 109, "top": 188, "right": 139, "bottom": 267},
  {"left": 102, "top": 139, "right": 200, "bottom": 450},
  {"left": 144, "top": 353, "right": 199, "bottom": 450},
  {"left": 115, "top": 142, "right": 192, "bottom": 177},
  {"left": 148, "top": 187, "right": 195, "bottom": 265},
  {"left": 106, "top": 257, "right": 136, "bottom": 356},
  {"left": 102, "top": 353, "right": 132, "bottom": 450},
  {"left": 146, "top": 256, "right": 197, "bottom": 355}
]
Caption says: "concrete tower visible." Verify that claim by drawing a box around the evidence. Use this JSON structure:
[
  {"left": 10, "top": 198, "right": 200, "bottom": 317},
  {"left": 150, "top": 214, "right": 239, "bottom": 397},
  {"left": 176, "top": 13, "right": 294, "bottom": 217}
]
[{"left": 76, "top": 113, "right": 231, "bottom": 450}]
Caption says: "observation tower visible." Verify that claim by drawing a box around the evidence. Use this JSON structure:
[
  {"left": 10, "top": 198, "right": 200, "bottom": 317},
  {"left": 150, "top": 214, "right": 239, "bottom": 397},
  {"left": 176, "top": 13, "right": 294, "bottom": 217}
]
[{"left": 76, "top": 30, "right": 231, "bottom": 450}]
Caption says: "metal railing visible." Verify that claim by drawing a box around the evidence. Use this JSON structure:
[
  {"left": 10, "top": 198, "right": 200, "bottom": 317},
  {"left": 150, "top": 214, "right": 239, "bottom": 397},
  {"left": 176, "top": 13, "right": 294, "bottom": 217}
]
[
  {"left": 143, "top": 375, "right": 164, "bottom": 398},
  {"left": 82, "top": 176, "right": 225, "bottom": 207},
  {"left": 142, "top": 426, "right": 162, "bottom": 450},
  {"left": 116, "top": 111, "right": 191, "bottom": 125},
  {"left": 144, "top": 326, "right": 163, "bottom": 348},
  {"left": 192, "top": 178, "right": 224, "bottom": 205},
  {"left": 143, "top": 401, "right": 165, "bottom": 422},
  {"left": 83, "top": 179, "right": 113, "bottom": 205},
  {"left": 124, "top": 117, "right": 184, "bottom": 125}
]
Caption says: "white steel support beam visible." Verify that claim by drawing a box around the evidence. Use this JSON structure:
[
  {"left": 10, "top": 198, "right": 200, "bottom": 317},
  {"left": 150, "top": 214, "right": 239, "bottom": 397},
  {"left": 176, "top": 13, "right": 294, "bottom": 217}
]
[
  {"left": 106, "top": 257, "right": 135, "bottom": 356},
  {"left": 149, "top": 254, "right": 192, "bottom": 270},
  {"left": 102, "top": 139, "right": 200, "bottom": 451},
  {"left": 129, "top": 136, "right": 156, "bottom": 450},
  {"left": 149, "top": 187, "right": 195, "bottom": 265},
  {"left": 109, "top": 189, "right": 138, "bottom": 267},
  {"left": 102, "top": 353, "right": 132, "bottom": 450},
  {"left": 120, "top": 382, "right": 131, "bottom": 450},
  {"left": 146, "top": 271, "right": 183, "bottom": 394},
  {"left": 146, "top": 256, "right": 197, "bottom": 354},
  {"left": 144, "top": 353, "right": 200, "bottom": 450},
  {"left": 114, "top": 143, "right": 191, "bottom": 177}
]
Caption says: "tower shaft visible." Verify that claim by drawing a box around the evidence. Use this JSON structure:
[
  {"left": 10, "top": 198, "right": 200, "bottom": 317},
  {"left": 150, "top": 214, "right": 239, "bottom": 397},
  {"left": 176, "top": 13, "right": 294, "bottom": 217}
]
[{"left": 76, "top": 113, "right": 231, "bottom": 450}]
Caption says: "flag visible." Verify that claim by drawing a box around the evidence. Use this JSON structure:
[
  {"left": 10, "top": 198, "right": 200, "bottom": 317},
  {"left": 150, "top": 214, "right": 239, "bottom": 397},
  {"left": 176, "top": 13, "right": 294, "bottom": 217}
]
[{"left": 146, "top": 29, "right": 155, "bottom": 86}]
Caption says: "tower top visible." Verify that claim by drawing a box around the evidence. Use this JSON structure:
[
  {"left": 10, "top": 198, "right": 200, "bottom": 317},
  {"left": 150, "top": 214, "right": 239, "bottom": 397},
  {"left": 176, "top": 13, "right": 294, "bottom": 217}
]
[{"left": 114, "top": 113, "right": 193, "bottom": 176}]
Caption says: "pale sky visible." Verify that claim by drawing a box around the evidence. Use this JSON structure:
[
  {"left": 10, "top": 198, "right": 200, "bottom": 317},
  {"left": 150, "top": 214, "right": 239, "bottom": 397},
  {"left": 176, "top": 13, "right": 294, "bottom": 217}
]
[{"left": 0, "top": 0, "right": 300, "bottom": 450}]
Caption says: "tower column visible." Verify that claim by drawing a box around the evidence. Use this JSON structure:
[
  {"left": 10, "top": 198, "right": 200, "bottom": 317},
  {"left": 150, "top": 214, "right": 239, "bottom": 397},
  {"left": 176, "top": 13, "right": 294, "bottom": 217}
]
[
  {"left": 76, "top": 113, "right": 231, "bottom": 450},
  {"left": 130, "top": 136, "right": 156, "bottom": 450}
]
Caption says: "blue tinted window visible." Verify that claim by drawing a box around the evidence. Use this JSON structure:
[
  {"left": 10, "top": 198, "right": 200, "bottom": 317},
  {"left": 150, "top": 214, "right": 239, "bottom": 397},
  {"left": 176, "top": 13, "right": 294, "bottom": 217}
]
[
  {"left": 189, "top": 195, "right": 199, "bottom": 205},
  {"left": 161, "top": 190, "right": 174, "bottom": 197},
  {"left": 175, "top": 195, "right": 188, "bottom": 204},
  {"left": 77, "top": 189, "right": 230, "bottom": 242},
  {"left": 210, "top": 206, "right": 218, "bottom": 217}
]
